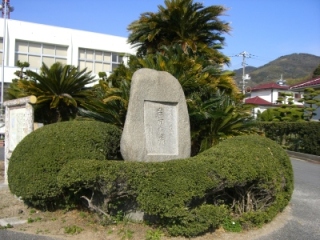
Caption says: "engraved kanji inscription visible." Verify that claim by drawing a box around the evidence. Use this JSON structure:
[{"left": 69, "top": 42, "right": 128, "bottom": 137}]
[{"left": 144, "top": 101, "right": 178, "bottom": 155}]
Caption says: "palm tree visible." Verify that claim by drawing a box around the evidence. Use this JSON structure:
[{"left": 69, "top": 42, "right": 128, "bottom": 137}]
[
  {"left": 128, "top": 44, "right": 238, "bottom": 97},
  {"left": 127, "top": 0, "right": 230, "bottom": 65},
  {"left": 79, "top": 77, "right": 131, "bottom": 128},
  {"left": 189, "top": 90, "right": 256, "bottom": 154},
  {"left": 77, "top": 1, "right": 256, "bottom": 155},
  {"left": 78, "top": 63, "right": 135, "bottom": 128},
  {"left": 80, "top": 46, "right": 254, "bottom": 155},
  {"left": 8, "top": 62, "right": 95, "bottom": 124}
]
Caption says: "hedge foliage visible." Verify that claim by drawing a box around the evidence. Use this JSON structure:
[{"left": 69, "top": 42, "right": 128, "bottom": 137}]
[
  {"left": 258, "top": 122, "right": 320, "bottom": 155},
  {"left": 8, "top": 120, "right": 293, "bottom": 237},
  {"left": 57, "top": 135, "right": 293, "bottom": 237},
  {"left": 8, "top": 121, "right": 121, "bottom": 208}
]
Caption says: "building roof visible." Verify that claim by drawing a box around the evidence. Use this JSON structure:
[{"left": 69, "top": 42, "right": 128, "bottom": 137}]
[
  {"left": 289, "top": 77, "right": 320, "bottom": 90},
  {"left": 245, "top": 96, "right": 273, "bottom": 106},
  {"left": 251, "top": 82, "right": 289, "bottom": 91}
]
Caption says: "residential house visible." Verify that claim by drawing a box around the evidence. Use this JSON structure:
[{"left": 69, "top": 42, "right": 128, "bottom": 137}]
[{"left": 244, "top": 80, "right": 303, "bottom": 118}]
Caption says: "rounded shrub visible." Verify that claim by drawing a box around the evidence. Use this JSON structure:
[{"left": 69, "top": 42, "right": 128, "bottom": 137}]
[
  {"left": 197, "top": 135, "right": 294, "bottom": 228},
  {"left": 57, "top": 135, "right": 293, "bottom": 237},
  {"left": 8, "top": 120, "right": 121, "bottom": 209}
]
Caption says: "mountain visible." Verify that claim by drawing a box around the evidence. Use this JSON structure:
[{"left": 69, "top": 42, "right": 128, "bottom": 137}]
[{"left": 232, "top": 53, "right": 320, "bottom": 87}]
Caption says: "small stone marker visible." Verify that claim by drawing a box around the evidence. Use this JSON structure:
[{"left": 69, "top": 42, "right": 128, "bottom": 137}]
[
  {"left": 3, "top": 96, "right": 37, "bottom": 184},
  {"left": 121, "top": 68, "right": 191, "bottom": 162}
]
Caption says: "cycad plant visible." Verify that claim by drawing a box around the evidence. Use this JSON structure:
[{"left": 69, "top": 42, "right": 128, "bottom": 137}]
[
  {"left": 78, "top": 63, "right": 133, "bottom": 128},
  {"left": 79, "top": 0, "right": 257, "bottom": 155},
  {"left": 189, "top": 90, "right": 256, "bottom": 155},
  {"left": 133, "top": 44, "right": 239, "bottom": 97},
  {"left": 79, "top": 74, "right": 131, "bottom": 128},
  {"left": 128, "top": 0, "right": 230, "bottom": 64},
  {"left": 8, "top": 62, "right": 95, "bottom": 124}
]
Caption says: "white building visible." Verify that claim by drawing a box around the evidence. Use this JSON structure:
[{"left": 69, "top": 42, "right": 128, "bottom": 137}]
[
  {"left": 0, "top": 19, "right": 136, "bottom": 91},
  {"left": 245, "top": 82, "right": 304, "bottom": 118}
]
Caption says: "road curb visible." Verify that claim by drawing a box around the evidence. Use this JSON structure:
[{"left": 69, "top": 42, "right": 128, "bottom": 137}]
[
  {"left": 0, "top": 217, "right": 27, "bottom": 227},
  {"left": 287, "top": 150, "right": 320, "bottom": 163}
]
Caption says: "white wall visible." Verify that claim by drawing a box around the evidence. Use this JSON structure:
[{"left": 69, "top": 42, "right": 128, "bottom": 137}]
[
  {"left": 252, "top": 106, "right": 269, "bottom": 119},
  {"left": 0, "top": 19, "right": 136, "bottom": 84},
  {"left": 251, "top": 89, "right": 303, "bottom": 106},
  {"left": 251, "top": 89, "right": 277, "bottom": 103}
]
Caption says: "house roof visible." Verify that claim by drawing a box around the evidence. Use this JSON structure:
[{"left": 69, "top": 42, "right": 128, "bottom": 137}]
[
  {"left": 251, "top": 82, "right": 289, "bottom": 91},
  {"left": 289, "top": 77, "right": 320, "bottom": 90},
  {"left": 245, "top": 96, "right": 273, "bottom": 106}
]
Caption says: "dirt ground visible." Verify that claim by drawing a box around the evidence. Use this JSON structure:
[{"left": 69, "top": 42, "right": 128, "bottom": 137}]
[{"left": 0, "top": 161, "right": 291, "bottom": 240}]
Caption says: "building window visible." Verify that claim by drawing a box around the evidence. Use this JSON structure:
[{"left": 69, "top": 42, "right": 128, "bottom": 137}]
[
  {"left": 78, "top": 48, "right": 123, "bottom": 74},
  {"left": 15, "top": 40, "right": 68, "bottom": 68},
  {"left": 294, "top": 93, "right": 302, "bottom": 99}
]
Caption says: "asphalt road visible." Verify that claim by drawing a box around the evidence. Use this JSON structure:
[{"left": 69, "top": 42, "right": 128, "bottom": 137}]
[
  {"left": 257, "top": 158, "right": 320, "bottom": 240},
  {"left": 0, "top": 158, "right": 319, "bottom": 240},
  {"left": 0, "top": 230, "right": 58, "bottom": 240}
]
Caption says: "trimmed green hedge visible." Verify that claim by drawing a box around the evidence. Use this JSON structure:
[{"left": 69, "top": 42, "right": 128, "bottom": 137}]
[
  {"left": 57, "top": 135, "right": 293, "bottom": 237},
  {"left": 258, "top": 122, "right": 320, "bottom": 155},
  {"left": 8, "top": 120, "right": 293, "bottom": 237},
  {"left": 8, "top": 121, "right": 121, "bottom": 208},
  {"left": 198, "top": 135, "right": 293, "bottom": 228}
]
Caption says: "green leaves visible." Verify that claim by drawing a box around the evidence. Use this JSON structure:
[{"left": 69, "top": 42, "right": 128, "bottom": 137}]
[
  {"left": 258, "top": 122, "right": 320, "bottom": 155},
  {"left": 8, "top": 121, "right": 122, "bottom": 209},
  {"left": 80, "top": 73, "right": 131, "bottom": 128},
  {"left": 8, "top": 62, "right": 96, "bottom": 124},
  {"left": 127, "top": 0, "right": 230, "bottom": 63},
  {"left": 189, "top": 90, "right": 256, "bottom": 154},
  {"left": 56, "top": 135, "right": 292, "bottom": 237},
  {"left": 78, "top": 1, "right": 252, "bottom": 156},
  {"left": 300, "top": 87, "right": 320, "bottom": 121}
]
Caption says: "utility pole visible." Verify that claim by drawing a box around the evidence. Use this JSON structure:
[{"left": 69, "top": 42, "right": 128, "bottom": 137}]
[
  {"left": 0, "top": 0, "right": 14, "bottom": 125},
  {"left": 236, "top": 51, "right": 253, "bottom": 95}
]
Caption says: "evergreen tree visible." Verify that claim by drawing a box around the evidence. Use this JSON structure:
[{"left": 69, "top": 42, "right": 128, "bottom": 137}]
[
  {"left": 312, "top": 64, "right": 320, "bottom": 78},
  {"left": 299, "top": 87, "right": 320, "bottom": 121}
]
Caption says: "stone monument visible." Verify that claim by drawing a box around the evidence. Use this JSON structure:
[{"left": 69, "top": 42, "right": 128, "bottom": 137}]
[
  {"left": 121, "top": 68, "right": 191, "bottom": 162},
  {"left": 3, "top": 95, "right": 37, "bottom": 184}
]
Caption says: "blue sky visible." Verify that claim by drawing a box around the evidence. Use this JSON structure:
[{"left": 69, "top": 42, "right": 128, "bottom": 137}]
[{"left": 10, "top": 0, "right": 320, "bottom": 70}]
